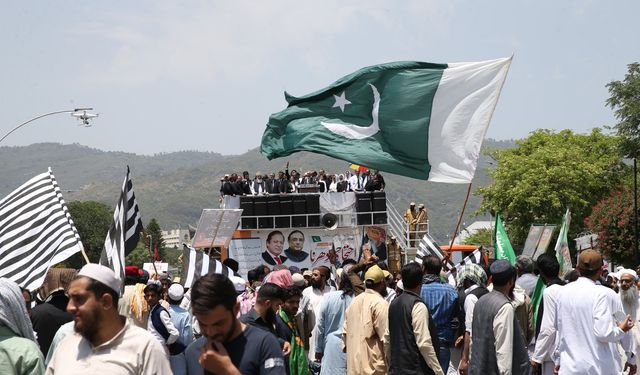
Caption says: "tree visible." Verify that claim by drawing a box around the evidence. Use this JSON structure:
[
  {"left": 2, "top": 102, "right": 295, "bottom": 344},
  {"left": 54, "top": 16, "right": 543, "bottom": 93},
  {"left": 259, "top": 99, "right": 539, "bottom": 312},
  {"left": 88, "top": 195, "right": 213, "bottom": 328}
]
[
  {"left": 476, "top": 129, "right": 624, "bottom": 247},
  {"left": 607, "top": 63, "right": 640, "bottom": 157},
  {"left": 146, "top": 218, "right": 166, "bottom": 261},
  {"left": 585, "top": 189, "right": 635, "bottom": 266},
  {"left": 462, "top": 228, "right": 493, "bottom": 248},
  {"left": 65, "top": 200, "right": 113, "bottom": 269}
]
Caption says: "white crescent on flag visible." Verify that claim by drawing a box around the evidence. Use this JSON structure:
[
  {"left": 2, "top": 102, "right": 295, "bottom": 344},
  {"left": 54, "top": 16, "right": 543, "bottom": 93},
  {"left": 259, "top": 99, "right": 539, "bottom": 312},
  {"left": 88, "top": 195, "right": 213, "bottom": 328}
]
[{"left": 321, "top": 84, "right": 380, "bottom": 140}]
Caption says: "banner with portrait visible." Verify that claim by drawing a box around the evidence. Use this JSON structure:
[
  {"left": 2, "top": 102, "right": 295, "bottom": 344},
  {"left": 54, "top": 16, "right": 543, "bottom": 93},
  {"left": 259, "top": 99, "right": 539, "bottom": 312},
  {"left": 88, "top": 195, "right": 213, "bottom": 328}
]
[{"left": 228, "top": 228, "right": 360, "bottom": 271}]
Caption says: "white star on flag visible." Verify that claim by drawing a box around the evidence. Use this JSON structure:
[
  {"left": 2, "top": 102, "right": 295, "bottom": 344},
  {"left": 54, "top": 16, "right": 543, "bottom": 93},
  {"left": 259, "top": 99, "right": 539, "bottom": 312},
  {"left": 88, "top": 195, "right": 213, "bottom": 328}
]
[{"left": 332, "top": 91, "right": 351, "bottom": 112}]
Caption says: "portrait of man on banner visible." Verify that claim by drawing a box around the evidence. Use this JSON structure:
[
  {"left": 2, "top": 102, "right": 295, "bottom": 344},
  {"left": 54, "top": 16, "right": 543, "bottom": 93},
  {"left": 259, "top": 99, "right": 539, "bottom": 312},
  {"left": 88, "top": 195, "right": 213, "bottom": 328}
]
[
  {"left": 361, "top": 226, "right": 387, "bottom": 261},
  {"left": 284, "top": 230, "right": 309, "bottom": 262},
  {"left": 261, "top": 230, "right": 287, "bottom": 266}
]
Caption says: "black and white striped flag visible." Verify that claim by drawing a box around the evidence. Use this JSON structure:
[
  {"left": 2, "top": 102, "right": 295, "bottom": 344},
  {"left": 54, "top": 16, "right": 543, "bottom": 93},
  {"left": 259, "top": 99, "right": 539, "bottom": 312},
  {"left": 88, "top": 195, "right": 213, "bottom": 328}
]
[
  {"left": 0, "top": 168, "right": 83, "bottom": 290},
  {"left": 100, "top": 166, "right": 143, "bottom": 289},
  {"left": 181, "top": 244, "right": 233, "bottom": 288},
  {"left": 414, "top": 233, "right": 456, "bottom": 271}
]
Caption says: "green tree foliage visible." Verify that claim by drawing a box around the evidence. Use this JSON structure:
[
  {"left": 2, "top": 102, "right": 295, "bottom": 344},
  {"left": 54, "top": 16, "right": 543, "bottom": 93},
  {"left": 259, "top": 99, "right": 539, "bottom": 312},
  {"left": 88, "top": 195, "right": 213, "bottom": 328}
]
[
  {"left": 477, "top": 129, "right": 624, "bottom": 247},
  {"left": 65, "top": 201, "right": 113, "bottom": 269},
  {"left": 146, "top": 218, "right": 166, "bottom": 260},
  {"left": 462, "top": 228, "right": 493, "bottom": 248},
  {"left": 585, "top": 189, "right": 635, "bottom": 266},
  {"left": 607, "top": 63, "right": 640, "bottom": 157}
]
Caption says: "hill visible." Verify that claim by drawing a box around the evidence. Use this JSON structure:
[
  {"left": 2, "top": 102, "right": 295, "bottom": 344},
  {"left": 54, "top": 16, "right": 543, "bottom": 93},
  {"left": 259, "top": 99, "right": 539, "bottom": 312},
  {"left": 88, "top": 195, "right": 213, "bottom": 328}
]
[{"left": 0, "top": 140, "right": 514, "bottom": 242}]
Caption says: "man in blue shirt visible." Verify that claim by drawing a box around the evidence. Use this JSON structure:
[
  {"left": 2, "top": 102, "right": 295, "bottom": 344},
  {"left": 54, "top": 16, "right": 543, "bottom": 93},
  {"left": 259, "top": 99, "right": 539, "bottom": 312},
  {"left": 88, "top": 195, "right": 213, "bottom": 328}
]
[
  {"left": 419, "top": 255, "right": 459, "bottom": 373},
  {"left": 184, "top": 273, "right": 286, "bottom": 375},
  {"left": 167, "top": 283, "right": 193, "bottom": 375}
]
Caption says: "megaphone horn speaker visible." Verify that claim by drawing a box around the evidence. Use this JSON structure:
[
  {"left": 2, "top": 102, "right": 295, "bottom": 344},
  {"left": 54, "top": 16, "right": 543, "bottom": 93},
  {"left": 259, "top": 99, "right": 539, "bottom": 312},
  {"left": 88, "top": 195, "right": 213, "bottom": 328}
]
[{"left": 321, "top": 213, "right": 339, "bottom": 230}]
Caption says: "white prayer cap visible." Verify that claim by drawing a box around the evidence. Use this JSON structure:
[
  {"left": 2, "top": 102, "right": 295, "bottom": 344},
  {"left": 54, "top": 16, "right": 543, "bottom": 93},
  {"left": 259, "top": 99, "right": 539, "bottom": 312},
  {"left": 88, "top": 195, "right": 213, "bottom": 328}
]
[
  {"left": 292, "top": 273, "right": 306, "bottom": 287},
  {"left": 168, "top": 283, "right": 184, "bottom": 300},
  {"left": 230, "top": 275, "right": 246, "bottom": 293},
  {"left": 78, "top": 264, "right": 121, "bottom": 294},
  {"left": 396, "top": 280, "right": 404, "bottom": 290},
  {"left": 619, "top": 269, "right": 638, "bottom": 280}
]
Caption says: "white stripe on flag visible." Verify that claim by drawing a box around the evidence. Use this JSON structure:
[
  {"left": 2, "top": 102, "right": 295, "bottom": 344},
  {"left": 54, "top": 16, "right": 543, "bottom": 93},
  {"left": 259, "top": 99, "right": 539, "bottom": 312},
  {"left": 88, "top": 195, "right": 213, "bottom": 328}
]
[
  {"left": 428, "top": 57, "right": 512, "bottom": 183},
  {"left": 0, "top": 168, "right": 82, "bottom": 290}
]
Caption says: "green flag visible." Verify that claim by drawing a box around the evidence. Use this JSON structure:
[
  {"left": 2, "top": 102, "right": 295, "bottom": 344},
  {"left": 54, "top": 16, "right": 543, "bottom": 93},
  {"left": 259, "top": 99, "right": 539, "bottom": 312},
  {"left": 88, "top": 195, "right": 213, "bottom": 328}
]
[
  {"left": 531, "top": 277, "right": 545, "bottom": 327},
  {"left": 493, "top": 213, "right": 516, "bottom": 265},
  {"left": 261, "top": 58, "right": 512, "bottom": 183},
  {"left": 554, "top": 209, "right": 572, "bottom": 278}
]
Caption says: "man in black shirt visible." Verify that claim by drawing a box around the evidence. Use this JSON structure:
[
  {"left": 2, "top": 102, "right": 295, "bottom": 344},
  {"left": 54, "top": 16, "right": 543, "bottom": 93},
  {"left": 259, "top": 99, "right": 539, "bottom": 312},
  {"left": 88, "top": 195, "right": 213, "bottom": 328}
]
[{"left": 185, "top": 274, "right": 286, "bottom": 375}]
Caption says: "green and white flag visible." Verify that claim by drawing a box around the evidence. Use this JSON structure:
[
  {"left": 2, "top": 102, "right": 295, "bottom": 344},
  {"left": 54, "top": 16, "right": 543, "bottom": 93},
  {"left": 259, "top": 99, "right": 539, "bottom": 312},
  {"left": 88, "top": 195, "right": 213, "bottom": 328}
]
[
  {"left": 261, "top": 58, "right": 512, "bottom": 183},
  {"left": 555, "top": 209, "right": 572, "bottom": 277},
  {"left": 494, "top": 213, "right": 516, "bottom": 265}
]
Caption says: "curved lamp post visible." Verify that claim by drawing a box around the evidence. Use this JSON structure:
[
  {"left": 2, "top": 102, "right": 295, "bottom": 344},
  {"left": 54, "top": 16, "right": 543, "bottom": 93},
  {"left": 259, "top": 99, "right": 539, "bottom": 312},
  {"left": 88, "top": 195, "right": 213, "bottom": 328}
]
[{"left": 0, "top": 107, "right": 97, "bottom": 145}]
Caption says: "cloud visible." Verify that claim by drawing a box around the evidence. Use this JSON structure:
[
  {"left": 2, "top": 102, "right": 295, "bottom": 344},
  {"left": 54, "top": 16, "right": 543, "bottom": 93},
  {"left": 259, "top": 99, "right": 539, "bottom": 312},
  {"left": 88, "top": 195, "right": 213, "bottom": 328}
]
[{"left": 74, "top": 1, "right": 451, "bottom": 86}]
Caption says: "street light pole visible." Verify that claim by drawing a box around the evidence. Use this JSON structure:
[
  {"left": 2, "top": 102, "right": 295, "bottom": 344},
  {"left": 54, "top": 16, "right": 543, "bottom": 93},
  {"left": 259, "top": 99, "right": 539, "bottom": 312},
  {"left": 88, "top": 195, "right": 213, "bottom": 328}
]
[
  {"left": 0, "top": 108, "right": 95, "bottom": 144},
  {"left": 634, "top": 158, "right": 639, "bottom": 266}
]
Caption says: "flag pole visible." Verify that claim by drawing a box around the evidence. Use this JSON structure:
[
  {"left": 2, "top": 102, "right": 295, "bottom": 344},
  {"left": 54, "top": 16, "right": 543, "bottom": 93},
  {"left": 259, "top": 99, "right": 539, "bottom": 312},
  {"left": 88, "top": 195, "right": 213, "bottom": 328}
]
[
  {"left": 144, "top": 231, "right": 159, "bottom": 277},
  {"left": 448, "top": 183, "right": 473, "bottom": 256},
  {"left": 79, "top": 242, "right": 90, "bottom": 264}
]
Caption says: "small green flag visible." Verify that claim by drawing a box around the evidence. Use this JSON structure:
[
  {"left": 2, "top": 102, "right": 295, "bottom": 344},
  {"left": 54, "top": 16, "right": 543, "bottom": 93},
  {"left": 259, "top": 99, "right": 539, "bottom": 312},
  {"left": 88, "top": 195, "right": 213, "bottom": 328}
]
[
  {"left": 531, "top": 277, "right": 546, "bottom": 327},
  {"left": 494, "top": 213, "right": 516, "bottom": 265},
  {"left": 261, "top": 58, "right": 512, "bottom": 183},
  {"left": 554, "top": 209, "right": 572, "bottom": 278}
]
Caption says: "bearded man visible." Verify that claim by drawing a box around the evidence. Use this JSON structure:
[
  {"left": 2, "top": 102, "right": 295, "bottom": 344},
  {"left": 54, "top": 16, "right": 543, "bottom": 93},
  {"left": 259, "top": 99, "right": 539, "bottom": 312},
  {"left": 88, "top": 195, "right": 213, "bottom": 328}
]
[{"left": 299, "top": 266, "right": 335, "bottom": 362}]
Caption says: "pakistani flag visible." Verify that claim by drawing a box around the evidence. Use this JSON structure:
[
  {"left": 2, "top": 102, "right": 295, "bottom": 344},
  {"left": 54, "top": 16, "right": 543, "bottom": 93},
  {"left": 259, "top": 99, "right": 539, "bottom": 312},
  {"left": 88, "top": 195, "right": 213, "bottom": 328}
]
[
  {"left": 494, "top": 213, "right": 516, "bottom": 265},
  {"left": 261, "top": 58, "right": 512, "bottom": 183},
  {"left": 554, "top": 209, "right": 572, "bottom": 277}
]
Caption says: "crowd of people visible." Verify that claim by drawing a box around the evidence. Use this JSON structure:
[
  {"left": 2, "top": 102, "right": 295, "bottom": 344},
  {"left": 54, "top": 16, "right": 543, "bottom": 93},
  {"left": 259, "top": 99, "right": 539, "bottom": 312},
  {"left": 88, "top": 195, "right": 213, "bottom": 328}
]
[
  {"left": 220, "top": 164, "right": 386, "bottom": 197},
  {"left": 2, "top": 248, "right": 640, "bottom": 374}
]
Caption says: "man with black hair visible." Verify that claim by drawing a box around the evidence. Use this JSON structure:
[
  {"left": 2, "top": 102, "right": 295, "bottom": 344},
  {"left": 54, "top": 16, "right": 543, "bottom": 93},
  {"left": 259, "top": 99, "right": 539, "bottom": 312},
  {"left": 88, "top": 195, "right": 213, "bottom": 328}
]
[
  {"left": 469, "top": 260, "right": 531, "bottom": 375},
  {"left": 530, "top": 253, "right": 564, "bottom": 375},
  {"left": 419, "top": 255, "right": 459, "bottom": 373},
  {"left": 343, "top": 265, "right": 389, "bottom": 375},
  {"left": 300, "top": 266, "right": 334, "bottom": 362},
  {"left": 184, "top": 274, "right": 286, "bottom": 375},
  {"left": 223, "top": 258, "right": 240, "bottom": 274},
  {"left": 384, "top": 262, "right": 443, "bottom": 375},
  {"left": 555, "top": 250, "right": 635, "bottom": 375},
  {"left": 144, "top": 283, "right": 180, "bottom": 356},
  {"left": 46, "top": 264, "right": 170, "bottom": 374},
  {"left": 275, "top": 287, "right": 308, "bottom": 375}
]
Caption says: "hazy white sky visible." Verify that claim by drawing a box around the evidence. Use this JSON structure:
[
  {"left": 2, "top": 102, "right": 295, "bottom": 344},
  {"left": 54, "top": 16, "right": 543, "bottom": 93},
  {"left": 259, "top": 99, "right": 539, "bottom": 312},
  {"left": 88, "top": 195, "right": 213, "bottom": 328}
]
[{"left": 1, "top": 1, "right": 638, "bottom": 155}]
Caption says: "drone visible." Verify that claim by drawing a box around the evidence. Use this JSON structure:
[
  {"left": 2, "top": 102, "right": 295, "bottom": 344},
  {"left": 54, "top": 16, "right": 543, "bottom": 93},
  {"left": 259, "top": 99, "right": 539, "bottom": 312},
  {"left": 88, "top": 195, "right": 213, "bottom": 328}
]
[{"left": 71, "top": 110, "right": 99, "bottom": 126}]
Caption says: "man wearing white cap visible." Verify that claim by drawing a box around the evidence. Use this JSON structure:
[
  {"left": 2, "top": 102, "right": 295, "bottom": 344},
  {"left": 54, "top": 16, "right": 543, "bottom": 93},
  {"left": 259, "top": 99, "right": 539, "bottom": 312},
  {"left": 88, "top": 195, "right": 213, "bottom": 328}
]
[
  {"left": 168, "top": 283, "right": 193, "bottom": 375},
  {"left": 619, "top": 268, "right": 640, "bottom": 372},
  {"left": 46, "top": 264, "right": 171, "bottom": 374}
]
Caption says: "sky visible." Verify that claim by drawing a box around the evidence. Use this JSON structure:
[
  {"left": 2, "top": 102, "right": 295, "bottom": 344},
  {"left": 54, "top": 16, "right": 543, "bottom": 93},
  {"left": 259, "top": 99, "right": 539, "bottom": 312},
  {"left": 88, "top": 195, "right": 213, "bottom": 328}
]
[{"left": 1, "top": 1, "right": 639, "bottom": 156}]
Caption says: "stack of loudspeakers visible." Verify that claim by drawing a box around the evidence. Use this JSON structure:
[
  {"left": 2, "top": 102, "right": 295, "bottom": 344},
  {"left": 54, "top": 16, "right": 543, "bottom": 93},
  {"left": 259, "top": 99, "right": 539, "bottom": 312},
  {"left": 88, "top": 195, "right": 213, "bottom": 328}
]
[
  {"left": 356, "top": 191, "right": 387, "bottom": 225},
  {"left": 239, "top": 194, "right": 321, "bottom": 229}
]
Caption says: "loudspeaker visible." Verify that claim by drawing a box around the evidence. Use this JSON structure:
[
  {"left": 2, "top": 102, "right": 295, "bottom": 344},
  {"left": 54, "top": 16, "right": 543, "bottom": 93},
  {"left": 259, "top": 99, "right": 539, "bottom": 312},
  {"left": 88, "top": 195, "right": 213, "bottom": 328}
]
[
  {"left": 241, "top": 217, "right": 257, "bottom": 229},
  {"left": 258, "top": 217, "right": 273, "bottom": 229},
  {"left": 293, "top": 196, "right": 306, "bottom": 214},
  {"left": 373, "top": 212, "right": 387, "bottom": 225},
  {"left": 308, "top": 214, "right": 321, "bottom": 227},
  {"left": 267, "top": 196, "right": 281, "bottom": 215},
  {"left": 372, "top": 191, "right": 386, "bottom": 211},
  {"left": 279, "top": 196, "right": 293, "bottom": 215},
  {"left": 356, "top": 193, "right": 372, "bottom": 212},
  {"left": 322, "top": 213, "right": 338, "bottom": 230},
  {"left": 292, "top": 215, "right": 307, "bottom": 228},
  {"left": 253, "top": 196, "right": 268, "bottom": 216},
  {"left": 239, "top": 196, "right": 254, "bottom": 216},
  {"left": 275, "top": 216, "right": 291, "bottom": 228},
  {"left": 357, "top": 213, "right": 372, "bottom": 225},
  {"left": 305, "top": 194, "right": 320, "bottom": 214}
]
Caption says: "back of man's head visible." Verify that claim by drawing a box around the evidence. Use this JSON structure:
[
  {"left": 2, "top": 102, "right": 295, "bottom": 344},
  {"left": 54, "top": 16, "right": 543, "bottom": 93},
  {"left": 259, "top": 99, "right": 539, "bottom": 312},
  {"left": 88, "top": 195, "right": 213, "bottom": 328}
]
[
  {"left": 536, "top": 253, "right": 560, "bottom": 280},
  {"left": 400, "top": 263, "right": 423, "bottom": 290},
  {"left": 191, "top": 274, "right": 237, "bottom": 315},
  {"left": 422, "top": 255, "right": 442, "bottom": 276},
  {"left": 222, "top": 258, "right": 239, "bottom": 273},
  {"left": 577, "top": 249, "right": 603, "bottom": 279},
  {"left": 515, "top": 255, "right": 534, "bottom": 275},
  {"left": 256, "top": 282, "right": 284, "bottom": 303}
]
